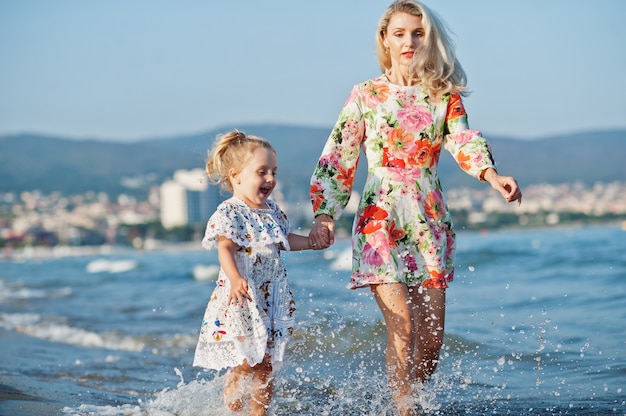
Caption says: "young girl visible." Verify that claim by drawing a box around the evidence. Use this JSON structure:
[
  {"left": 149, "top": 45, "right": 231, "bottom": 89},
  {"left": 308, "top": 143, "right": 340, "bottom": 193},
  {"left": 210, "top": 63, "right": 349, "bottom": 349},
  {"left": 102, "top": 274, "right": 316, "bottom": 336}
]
[{"left": 193, "top": 131, "right": 319, "bottom": 416}]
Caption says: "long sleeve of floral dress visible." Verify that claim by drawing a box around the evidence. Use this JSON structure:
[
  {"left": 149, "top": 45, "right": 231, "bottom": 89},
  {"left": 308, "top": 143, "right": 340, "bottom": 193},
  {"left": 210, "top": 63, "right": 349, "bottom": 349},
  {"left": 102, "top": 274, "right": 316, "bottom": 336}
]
[{"left": 310, "top": 75, "right": 496, "bottom": 289}]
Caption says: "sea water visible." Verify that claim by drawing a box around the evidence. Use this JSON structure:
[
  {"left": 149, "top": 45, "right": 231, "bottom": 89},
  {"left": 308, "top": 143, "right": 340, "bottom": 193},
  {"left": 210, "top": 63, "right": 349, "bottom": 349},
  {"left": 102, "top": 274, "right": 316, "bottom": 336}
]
[{"left": 0, "top": 224, "right": 624, "bottom": 415}]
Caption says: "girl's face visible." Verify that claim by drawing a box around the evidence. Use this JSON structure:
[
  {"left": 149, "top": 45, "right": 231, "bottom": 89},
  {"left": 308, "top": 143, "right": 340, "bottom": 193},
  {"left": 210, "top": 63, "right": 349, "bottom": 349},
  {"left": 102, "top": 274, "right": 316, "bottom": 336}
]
[
  {"left": 383, "top": 12, "right": 424, "bottom": 71},
  {"left": 230, "top": 147, "right": 277, "bottom": 209}
]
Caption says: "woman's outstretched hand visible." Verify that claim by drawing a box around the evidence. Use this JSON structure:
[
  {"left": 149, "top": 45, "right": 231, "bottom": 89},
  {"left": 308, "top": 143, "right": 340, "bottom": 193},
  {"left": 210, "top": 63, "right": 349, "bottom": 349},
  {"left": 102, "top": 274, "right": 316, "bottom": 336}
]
[
  {"left": 483, "top": 168, "right": 523, "bottom": 206},
  {"left": 310, "top": 214, "right": 335, "bottom": 249}
]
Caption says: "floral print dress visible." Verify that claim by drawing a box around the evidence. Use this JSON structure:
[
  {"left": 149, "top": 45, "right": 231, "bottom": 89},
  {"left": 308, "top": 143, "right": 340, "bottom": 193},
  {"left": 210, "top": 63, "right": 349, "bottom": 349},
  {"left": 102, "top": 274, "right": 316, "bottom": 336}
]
[
  {"left": 193, "top": 197, "right": 296, "bottom": 371},
  {"left": 310, "top": 75, "right": 496, "bottom": 290}
]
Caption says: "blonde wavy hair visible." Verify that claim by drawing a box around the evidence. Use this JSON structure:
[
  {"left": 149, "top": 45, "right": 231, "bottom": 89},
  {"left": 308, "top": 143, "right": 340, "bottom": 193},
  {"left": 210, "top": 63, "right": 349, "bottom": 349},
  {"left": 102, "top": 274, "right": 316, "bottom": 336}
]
[
  {"left": 206, "top": 130, "right": 275, "bottom": 192},
  {"left": 375, "top": 0, "right": 467, "bottom": 97}
]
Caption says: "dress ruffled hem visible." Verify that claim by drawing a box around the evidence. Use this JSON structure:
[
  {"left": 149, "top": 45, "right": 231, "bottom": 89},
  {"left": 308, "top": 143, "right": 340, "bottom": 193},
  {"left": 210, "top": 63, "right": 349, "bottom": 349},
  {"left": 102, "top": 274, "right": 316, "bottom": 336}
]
[
  {"left": 192, "top": 335, "right": 290, "bottom": 372},
  {"left": 192, "top": 268, "right": 294, "bottom": 372}
]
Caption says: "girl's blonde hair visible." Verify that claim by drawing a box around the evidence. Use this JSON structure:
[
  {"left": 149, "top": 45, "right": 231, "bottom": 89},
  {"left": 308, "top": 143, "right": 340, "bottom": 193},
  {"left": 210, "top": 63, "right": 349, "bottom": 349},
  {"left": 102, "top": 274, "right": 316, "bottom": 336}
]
[
  {"left": 206, "top": 130, "right": 275, "bottom": 192},
  {"left": 375, "top": 0, "right": 467, "bottom": 97}
]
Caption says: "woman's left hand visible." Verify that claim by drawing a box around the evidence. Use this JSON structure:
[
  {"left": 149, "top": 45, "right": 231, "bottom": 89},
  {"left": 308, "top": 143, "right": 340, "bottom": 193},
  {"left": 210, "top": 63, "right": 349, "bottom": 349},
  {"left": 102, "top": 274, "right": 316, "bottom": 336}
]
[{"left": 484, "top": 168, "right": 522, "bottom": 205}]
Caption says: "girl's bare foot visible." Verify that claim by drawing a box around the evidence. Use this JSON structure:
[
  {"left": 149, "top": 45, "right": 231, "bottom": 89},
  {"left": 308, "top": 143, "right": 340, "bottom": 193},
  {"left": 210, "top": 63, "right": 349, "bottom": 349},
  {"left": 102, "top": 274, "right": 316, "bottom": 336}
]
[
  {"left": 227, "top": 398, "right": 244, "bottom": 412},
  {"left": 224, "top": 368, "right": 245, "bottom": 412}
]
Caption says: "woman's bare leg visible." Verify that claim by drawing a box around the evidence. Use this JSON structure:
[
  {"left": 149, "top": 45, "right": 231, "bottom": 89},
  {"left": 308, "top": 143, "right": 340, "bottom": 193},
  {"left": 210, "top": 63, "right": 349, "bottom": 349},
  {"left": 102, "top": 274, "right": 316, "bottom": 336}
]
[
  {"left": 373, "top": 283, "right": 416, "bottom": 416},
  {"left": 373, "top": 284, "right": 446, "bottom": 415},
  {"left": 408, "top": 286, "right": 446, "bottom": 383}
]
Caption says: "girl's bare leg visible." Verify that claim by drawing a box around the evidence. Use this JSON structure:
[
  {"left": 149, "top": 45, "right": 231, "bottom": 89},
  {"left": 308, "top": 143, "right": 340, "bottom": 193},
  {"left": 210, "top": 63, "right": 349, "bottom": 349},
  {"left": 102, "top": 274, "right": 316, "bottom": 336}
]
[
  {"left": 250, "top": 354, "right": 274, "bottom": 416},
  {"left": 224, "top": 363, "right": 250, "bottom": 412}
]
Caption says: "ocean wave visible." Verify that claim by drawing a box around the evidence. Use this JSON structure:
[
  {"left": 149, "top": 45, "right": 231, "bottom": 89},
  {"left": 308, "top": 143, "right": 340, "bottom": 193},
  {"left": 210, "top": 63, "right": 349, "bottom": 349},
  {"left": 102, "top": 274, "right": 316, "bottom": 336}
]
[
  {"left": 0, "top": 312, "right": 196, "bottom": 354},
  {"left": 86, "top": 259, "right": 139, "bottom": 273},
  {"left": 327, "top": 246, "right": 352, "bottom": 271},
  {"left": 191, "top": 264, "right": 219, "bottom": 281},
  {"left": 0, "top": 278, "right": 73, "bottom": 301}
]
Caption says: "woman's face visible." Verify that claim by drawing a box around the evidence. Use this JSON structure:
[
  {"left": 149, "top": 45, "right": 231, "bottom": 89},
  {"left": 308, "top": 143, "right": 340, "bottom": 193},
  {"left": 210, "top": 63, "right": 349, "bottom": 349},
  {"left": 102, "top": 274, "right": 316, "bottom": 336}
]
[{"left": 383, "top": 12, "right": 424, "bottom": 70}]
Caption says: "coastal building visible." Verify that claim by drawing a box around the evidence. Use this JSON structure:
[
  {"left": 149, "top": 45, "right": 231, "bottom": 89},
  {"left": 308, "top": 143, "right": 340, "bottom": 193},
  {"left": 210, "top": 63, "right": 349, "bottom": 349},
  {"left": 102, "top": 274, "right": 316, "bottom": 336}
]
[{"left": 159, "top": 169, "right": 226, "bottom": 229}]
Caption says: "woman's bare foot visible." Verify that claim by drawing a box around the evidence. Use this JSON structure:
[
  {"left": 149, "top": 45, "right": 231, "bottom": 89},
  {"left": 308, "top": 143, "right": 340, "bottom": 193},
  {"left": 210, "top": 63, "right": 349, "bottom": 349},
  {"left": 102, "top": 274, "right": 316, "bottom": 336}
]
[{"left": 394, "top": 395, "right": 421, "bottom": 416}]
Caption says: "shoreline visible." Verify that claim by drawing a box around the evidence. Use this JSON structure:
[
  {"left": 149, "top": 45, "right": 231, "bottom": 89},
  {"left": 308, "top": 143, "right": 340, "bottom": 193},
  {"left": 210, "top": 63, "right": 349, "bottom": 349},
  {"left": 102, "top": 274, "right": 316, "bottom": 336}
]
[
  {"left": 2, "top": 221, "right": 623, "bottom": 263},
  {"left": 0, "top": 383, "right": 62, "bottom": 416},
  {"left": 1, "top": 240, "right": 204, "bottom": 262}
]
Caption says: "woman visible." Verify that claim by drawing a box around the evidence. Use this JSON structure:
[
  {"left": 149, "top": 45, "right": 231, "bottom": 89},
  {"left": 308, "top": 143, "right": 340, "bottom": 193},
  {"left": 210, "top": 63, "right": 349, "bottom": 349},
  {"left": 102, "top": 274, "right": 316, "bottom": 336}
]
[{"left": 308, "top": 1, "right": 522, "bottom": 414}]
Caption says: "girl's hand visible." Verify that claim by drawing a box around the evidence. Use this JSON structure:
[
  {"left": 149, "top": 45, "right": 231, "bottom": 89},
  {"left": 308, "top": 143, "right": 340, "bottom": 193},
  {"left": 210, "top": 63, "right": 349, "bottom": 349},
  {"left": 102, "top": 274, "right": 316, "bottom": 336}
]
[
  {"left": 217, "top": 236, "right": 251, "bottom": 306},
  {"left": 228, "top": 275, "right": 252, "bottom": 306}
]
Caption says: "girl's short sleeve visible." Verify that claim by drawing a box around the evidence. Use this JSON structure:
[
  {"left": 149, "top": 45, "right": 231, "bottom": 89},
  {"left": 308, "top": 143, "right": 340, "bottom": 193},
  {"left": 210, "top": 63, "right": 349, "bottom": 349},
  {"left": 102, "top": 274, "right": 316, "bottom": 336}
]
[{"left": 201, "top": 200, "right": 290, "bottom": 250}]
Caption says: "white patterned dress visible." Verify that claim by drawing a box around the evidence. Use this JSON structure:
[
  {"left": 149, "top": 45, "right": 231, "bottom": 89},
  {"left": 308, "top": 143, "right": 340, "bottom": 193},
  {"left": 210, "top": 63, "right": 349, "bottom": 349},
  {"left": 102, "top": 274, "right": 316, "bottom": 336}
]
[{"left": 193, "top": 197, "right": 296, "bottom": 371}]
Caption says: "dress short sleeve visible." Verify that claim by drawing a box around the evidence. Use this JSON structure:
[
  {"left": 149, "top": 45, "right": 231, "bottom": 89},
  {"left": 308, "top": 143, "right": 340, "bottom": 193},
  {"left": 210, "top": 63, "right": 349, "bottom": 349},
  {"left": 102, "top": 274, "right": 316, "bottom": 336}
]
[{"left": 201, "top": 198, "right": 290, "bottom": 250}]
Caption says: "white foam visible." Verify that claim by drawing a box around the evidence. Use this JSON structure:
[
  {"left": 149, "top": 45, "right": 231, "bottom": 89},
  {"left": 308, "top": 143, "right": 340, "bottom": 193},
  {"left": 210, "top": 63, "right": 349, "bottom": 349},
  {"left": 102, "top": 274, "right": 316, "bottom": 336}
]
[
  {"left": 1, "top": 312, "right": 199, "bottom": 355},
  {"left": 0, "top": 312, "right": 145, "bottom": 352},
  {"left": 60, "top": 364, "right": 451, "bottom": 415},
  {"left": 0, "top": 312, "right": 41, "bottom": 328},
  {"left": 0, "top": 279, "right": 72, "bottom": 301},
  {"left": 329, "top": 246, "right": 353, "bottom": 271},
  {"left": 192, "top": 264, "right": 219, "bottom": 281},
  {"left": 86, "top": 259, "right": 138, "bottom": 274},
  {"left": 63, "top": 370, "right": 230, "bottom": 416}
]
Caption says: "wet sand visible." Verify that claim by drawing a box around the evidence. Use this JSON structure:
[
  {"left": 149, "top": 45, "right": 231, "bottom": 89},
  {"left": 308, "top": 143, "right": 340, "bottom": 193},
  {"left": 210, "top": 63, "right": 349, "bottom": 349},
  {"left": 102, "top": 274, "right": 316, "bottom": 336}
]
[
  {"left": 0, "top": 383, "right": 61, "bottom": 416},
  {"left": 0, "top": 329, "right": 74, "bottom": 416}
]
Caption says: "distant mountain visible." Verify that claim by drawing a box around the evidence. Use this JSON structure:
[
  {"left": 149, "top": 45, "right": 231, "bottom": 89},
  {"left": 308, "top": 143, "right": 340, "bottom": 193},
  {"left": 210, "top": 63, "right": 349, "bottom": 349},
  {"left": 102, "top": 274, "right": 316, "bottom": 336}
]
[{"left": 0, "top": 125, "right": 624, "bottom": 198}]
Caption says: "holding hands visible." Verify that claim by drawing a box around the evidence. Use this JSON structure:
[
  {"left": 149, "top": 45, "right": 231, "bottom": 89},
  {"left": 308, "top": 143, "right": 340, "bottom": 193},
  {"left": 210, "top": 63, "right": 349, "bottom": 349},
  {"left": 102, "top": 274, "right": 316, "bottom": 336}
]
[
  {"left": 309, "top": 214, "right": 335, "bottom": 250},
  {"left": 225, "top": 216, "right": 335, "bottom": 307},
  {"left": 305, "top": 169, "right": 521, "bottom": 254}
]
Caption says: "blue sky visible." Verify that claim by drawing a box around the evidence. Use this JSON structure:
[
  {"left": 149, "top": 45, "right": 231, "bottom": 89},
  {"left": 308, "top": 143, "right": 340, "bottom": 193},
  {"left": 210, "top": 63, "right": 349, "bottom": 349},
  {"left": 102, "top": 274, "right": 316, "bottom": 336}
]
[{"left": 1, "top": 0, "right": 625, "bottom": 141}]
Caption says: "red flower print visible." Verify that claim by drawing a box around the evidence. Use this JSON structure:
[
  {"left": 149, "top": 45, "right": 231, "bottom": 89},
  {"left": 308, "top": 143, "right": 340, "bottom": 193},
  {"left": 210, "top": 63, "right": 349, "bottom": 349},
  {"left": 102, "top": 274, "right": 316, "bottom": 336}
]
[
  {"left": 382, "top": 147, "right": 406, "bottom": 168},
  {"left": 337, "top": 165, "right": 355, "bottom": 188},
  {"left": 409, "top": 139, "right": 439, "bottom": 167},
  {"left": 446, "top": 93, "right": 466, "bottom": 122},
  {"left": 356, "top": 205, "right": 388, "bottom": 234},
  {"left": 387, "top": 219, "right": 405, "bottom": 246},
  {"left": 424, "top": 190, "right": 445, "bottom": 220},
  {"left": 422, "top": 268, "right": 448, "bottom": 289},
  {"left": 310, "top": 182, "right": 325, "bottom": 212}
]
